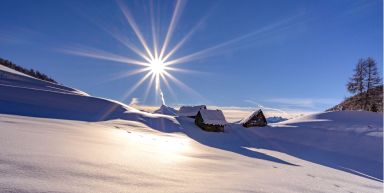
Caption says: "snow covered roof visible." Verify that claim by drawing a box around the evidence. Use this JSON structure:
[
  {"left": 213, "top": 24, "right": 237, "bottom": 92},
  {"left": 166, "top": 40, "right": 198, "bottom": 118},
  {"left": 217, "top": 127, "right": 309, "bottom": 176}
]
[
  {"left": 199, "top": 109, "right": 227, "bottom": 125},
  {"left": 178, "top": 105, "right": 206, "bottom": 117},
  {"left": 240, "top": 109, "right": 263, "bottom": 124}
]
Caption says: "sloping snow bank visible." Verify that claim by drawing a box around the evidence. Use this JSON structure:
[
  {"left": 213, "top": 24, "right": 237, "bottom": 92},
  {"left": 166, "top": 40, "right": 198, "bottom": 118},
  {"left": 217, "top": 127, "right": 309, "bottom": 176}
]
[
  {"left": 279, "top": 111, "right": 383, "bottom": 135},
  {"left": 0, "top": 65, "right": 87, "bottom": 95},
  {"left": 0, "top": 64, "right": 129, "bottom": 121},
  {"left": 0, "top": 66, "right": 182, "bottom": 132},
  {"left": 0, "top": 84, "right": 128, "bottom": 121},
  {"left": 260, "top": 111, "right": 383, "bottom": 162},
  {"left": 0, "top": 83, "right": 181, "bottom": 132},
  {"left": 0, "top": 114, "right": 382, "bottom": 193}
]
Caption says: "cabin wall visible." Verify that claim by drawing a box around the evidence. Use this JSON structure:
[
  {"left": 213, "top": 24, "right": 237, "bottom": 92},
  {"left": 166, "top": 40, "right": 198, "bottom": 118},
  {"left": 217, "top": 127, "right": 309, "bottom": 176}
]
[
  {"left": 195, "top": 113, "right": 205, "bottom": 128},
  {"left": 201, "top": 124, "right": 224, "bottom": 132}
]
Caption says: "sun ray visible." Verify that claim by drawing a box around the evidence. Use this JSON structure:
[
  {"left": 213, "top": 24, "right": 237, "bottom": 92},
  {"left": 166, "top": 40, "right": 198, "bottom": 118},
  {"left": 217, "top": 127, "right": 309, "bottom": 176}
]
[
  {"left": 154, "top": 73, "right": 161, "bottom": 103},
  {"left": 155, "top": 73, "right": 160, "bottom": 92},
  {"left": 104, "top": 67, "right": 151, "bottom": 82},
  {"left": 106, "top": 31, "right": 152, "bottom": 63},
  {"left": 121, "top": 72, "right": 153, "bottom": 101},
  {"left": 159, "top": 0, "right": 186, "bottom": 60},
  {"left": 163, "top": 71, "right": 207, "bottom": 102},
  {"left": 164, "top": 14, "right": 303, "bottom": 66},
  {"left": 164, "top": 66, "right": 205, "bottom": 74},
  {"left": 143, "top": 73, "right": 156, "bottom": 103},
  {"left": 62, "top": 46, "right": 150, "bottom": 66},
  {"left": 117, "top": 0, "right": 155, "bottom": 61},
  {"left": 161, "top": 11, "right": 210, "bottom": 62},
  {"left": 149, "top": 0, "right": 159, "bottom": 60},
  {"left": 160, "top": 73, "right": 177, "bottom": 101},
  {"left": 72, "top": 9, "right": 152, "bottom": 63}
]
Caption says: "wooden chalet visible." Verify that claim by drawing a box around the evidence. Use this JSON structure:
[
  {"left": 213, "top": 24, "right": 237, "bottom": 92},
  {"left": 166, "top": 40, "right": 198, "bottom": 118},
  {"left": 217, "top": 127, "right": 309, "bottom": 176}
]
[
  {"left": 240, "top": 109, "right": 267, "bottom": 127},
  {"left": 195, "top": 109, "right": 227, "bottom": 132}
]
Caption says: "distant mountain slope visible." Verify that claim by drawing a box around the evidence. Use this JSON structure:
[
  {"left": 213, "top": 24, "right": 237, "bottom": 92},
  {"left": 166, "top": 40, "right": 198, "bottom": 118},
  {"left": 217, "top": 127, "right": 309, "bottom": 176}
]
[
  {"left": 153, "top": 105, "right": 178, "bottom": 116},
  {"left": 266, "top": 116, "right": 288, "bottom": 123},
  {"left": 327, "top": 85, "right": 383, "bottom": 112},
  {"left": 0, "top": 57, "right": 56, "bottom": 83}
]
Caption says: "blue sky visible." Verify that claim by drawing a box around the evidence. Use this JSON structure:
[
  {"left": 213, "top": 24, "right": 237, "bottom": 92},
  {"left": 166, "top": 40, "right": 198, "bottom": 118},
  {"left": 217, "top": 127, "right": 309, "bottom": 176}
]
[{"left": 0, "top": 0, "right": 382, "bottom": 112}]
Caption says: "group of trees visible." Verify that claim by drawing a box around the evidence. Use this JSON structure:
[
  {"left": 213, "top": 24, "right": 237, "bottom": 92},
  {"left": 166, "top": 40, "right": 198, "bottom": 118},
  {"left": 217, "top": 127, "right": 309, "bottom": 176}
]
[
  {"left": 0, "top": 58, "right": 56, "bottom": 83},
  {"left": 347, "top": 57, "right": 382, "bottom": 111}
]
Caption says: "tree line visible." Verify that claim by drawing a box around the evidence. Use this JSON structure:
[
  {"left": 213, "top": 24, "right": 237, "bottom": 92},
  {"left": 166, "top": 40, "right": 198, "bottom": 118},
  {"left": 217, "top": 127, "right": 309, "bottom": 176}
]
[
  {"left": 0, "top": 57, "right": 57, "bottom": 83},
  {"left": 347, "top": 57, "right": 382, "bottom": 111}
]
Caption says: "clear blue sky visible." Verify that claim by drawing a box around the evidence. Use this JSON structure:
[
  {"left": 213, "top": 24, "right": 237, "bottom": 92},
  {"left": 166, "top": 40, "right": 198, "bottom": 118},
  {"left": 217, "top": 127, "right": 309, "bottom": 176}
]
[{"left": 0, "top": 0, "right": 382, "bottom": 112}]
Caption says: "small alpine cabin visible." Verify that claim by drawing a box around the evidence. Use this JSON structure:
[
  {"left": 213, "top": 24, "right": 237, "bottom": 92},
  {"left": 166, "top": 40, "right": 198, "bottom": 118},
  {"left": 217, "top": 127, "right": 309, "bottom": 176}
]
[
  {"left": 240, "top": 109, "right": 267, "bottom": 127},
  {"left": 195, "top": 109, "right": 227, "bottom": 132},
  {"left": 178, "top": 105, "right": 207, "bottom": 118}
]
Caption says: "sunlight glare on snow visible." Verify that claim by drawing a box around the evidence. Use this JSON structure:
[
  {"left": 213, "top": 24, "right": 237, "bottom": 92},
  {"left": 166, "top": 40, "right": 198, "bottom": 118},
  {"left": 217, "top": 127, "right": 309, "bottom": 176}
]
[{"left": 114, "top": 129, "right": 190, "bottom": 163}]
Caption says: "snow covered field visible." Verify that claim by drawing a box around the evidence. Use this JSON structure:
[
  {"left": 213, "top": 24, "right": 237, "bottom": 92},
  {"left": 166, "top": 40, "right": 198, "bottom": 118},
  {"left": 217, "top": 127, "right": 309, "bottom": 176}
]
[
  {"left": 0, "top": 66, "right": 383, "bottom": 192},
  {"left": 0, "top": 113, "right": 382, "bottom": 193}
]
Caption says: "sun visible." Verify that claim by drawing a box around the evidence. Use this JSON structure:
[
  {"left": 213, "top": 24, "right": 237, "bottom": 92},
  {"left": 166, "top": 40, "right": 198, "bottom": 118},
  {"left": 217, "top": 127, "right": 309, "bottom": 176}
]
[
  {"left": 149, "top": 59, "right": 166, "bottom": 75},
  {"left": 64, "top": 0, "right": 207, "bottom": 104}
]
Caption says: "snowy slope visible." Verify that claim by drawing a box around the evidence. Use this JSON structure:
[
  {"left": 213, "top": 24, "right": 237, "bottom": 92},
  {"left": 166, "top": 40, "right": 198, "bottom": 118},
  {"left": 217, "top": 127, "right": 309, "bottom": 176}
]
[
  {"left": 0, "top": 65, "right": 179, "bottom": 128},
  {"left": 0, "top": 65, "right": 383, "bottom": 192},
  {"left": 0, "top": 114, "right": 382, "bottom": 193},
  {"left": 267, "top": 111, "right": 383, "bottom": 161},
  {"left": 229, "top": 111, "right": 383, "bottom": 180},
  {"left": 0, "top": 65, "right": 112, "bottom": 120},
  {"left": 0, "top": 65, "right": 87, "bottom": 95}
]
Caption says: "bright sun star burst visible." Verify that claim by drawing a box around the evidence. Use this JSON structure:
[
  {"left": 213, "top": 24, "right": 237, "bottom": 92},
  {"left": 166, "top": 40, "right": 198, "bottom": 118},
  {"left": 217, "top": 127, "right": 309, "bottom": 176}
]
[
  {"left": 149, "top": 59, "right": 166, "bottom": 75},
  {"left": 64, "top": 0, "right": 226, "bottom": 105},
  {"left": 63, "top": 0, "right": 300, "bottom": 105}
]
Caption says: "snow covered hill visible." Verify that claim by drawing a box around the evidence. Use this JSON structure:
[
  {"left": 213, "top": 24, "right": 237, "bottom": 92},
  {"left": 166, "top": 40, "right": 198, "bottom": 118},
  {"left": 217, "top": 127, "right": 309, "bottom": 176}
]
[
  {"left": 0, "top": 113, "right": 382, "bottom": 193},
  {"left": 0, "top": 65, "right": 383, "bottom": 192},
  {"left": 0, "top": 65, "right": 180, "bottom": 130},
  {"left": 0, "top": 64, "right": 131, "bottom": 121},
  {"left": 268, "top": 111, "right": 383, "bottom": 161},
  {"left": 0, "top": 65, "right": 86, "bottom": 95}
]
